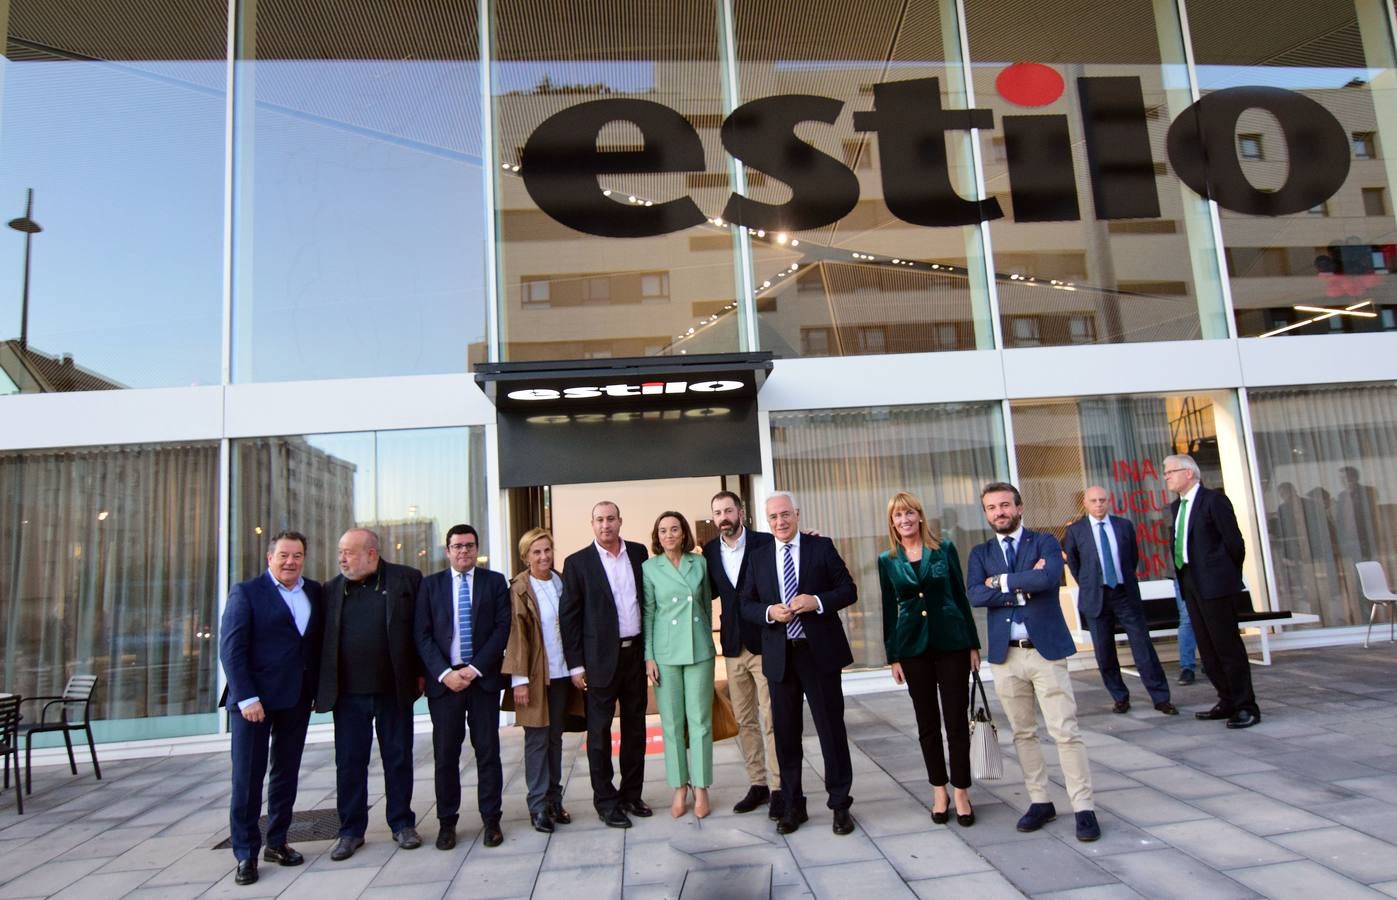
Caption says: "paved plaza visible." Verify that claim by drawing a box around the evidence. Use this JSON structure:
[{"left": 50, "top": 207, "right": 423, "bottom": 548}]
[{"left": 2, "top": 645, "right": 1396, "bottom": 898}]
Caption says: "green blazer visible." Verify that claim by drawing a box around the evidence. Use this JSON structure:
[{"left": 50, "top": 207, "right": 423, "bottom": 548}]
[
  {"left": 642, "top": 552, "right": 716, "bottom": 666},
  {"left": 878, "top": 540, "right": 980, "bottom": 662}
]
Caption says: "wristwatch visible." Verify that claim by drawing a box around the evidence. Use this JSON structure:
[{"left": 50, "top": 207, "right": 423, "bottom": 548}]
[{"left": 990, "top": 574, "right": 1003, "bottom": 591}]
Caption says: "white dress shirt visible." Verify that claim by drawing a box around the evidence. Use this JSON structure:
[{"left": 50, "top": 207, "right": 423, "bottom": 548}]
[
  {"left": 511, "top": 574, "right": 583, "bottom": 686},
  {"left": 719, "top": 527, "right": 747, "bottom": 588},
  {"left": 995, "top": 526, "right": 1030, "bottom": 641},
  {"left": 437, "top": 567, "right": 483, "bottom": 683},
  {"left": 1175, "top": 483, "right": 1200, "bottom": 565},
  {"left": 596, "top": 540, "right": 642, "bottom": 639},
  {"left": 765, "top": 532, "right": 824, "bottom": 623},
  {"left": 239, "top": 571, "right": 310, "bottom": 710}
]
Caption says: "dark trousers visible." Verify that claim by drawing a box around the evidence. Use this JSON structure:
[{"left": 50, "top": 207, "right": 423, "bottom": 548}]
[
  {"left": 228, "top": 697, "right": 312, "bottom": 861},
  {"left": 333, "top": 692, "right": 416, "bottom": 838},
  {"left": 1178, "top": 567, "right": 1257, "bottom": 714},
  {"left": 523, "top": 678, "right": 570, "bottom": 816},
  {"left": 900, "top": 647, "right": 972, "bottom": 789},
  {"left": 427, "top": 680, "right": 503, "bottom": 826},
  {"left": 1086, "top": 587, "right": 1172, "bottom": 706},
  {"left": 585, "top": 641, "right": 647, "bottom": 812},
  {"left": 769, "top": 640, "right": 853, "bottom": 811}
]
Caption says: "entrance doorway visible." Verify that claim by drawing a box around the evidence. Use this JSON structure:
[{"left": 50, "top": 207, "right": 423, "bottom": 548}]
[{"left": 504, "top": 475, "right": 752, "bottom": 578}]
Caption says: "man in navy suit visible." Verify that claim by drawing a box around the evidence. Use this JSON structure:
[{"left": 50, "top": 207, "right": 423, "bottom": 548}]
[
  {"left": 1064, "top": 486, "right": 1176, "bottom": 716},
  {"left": 415, "top": 524, "right": 511, "bottom": 850},
  {"left": 219, "top": 531, "right": 323, "bottom": 886},
  {"left": 740, "top": 491, "right": 858, "bottom": 836},
  {"left": 1164, "top": 454, "right": 1260, "bottom": 729},
  {"left": 703, "top": 490, "right": 779, "bottom": 817},
  {"left": 560, "top": 501, "right": 653, "bottom": 828},
  {"left": 967, "top": 482, "right": 1100, "bottom": 842}
]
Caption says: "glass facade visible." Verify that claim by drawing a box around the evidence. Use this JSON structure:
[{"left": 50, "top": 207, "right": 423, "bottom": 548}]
[
  {"left": 1, "top": 1, "right": 1395, "bottom": 741},
  {"left": 1250, "top": 382, "right": 1397, "bottom": 625},
  {"left": 769, "top": 402, "right": 1008, "bottom": 668}
]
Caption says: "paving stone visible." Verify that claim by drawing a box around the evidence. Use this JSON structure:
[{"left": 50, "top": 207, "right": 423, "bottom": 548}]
[
  {"left": 873, "top": 830, "right": 993, "bottom": 880},
  {"left": 907, "top": 869, "right": 1024, "bottom": 899},
  {"left": 1091, "top": 787, "right": 1211, "bottom": 827},
  {"left": 361, "top": 881, "right": 450, "bottom": 900},
  {"left": 680, "top": 863, "right": 771, "bottom": 899},
  {"left": 1036, "top": 885, "right": 1149, "bottom": 899},
  {"left": 442, "top": 850, "right": 542, "bottom": 899},
  {"left": 1146, "top": 819, "right": 1298, "bottom": 868},
  {"left": 46, "top": 867, "right": 158, "bottom": 898},
  {"left": 1269, "top": 826, "right": 1397, "bottom": 882},
  {"left": 1191, "top": 792, "right": 1334, "bottom": 837},
  {"left": 1228, "top": 859, "right": 1391, "bottom": 899},
  {"left": 532, "top": 863, "right": 622, "bottom": 897},
  {"left": 0, "top": 856, "right": 106, "bottom": 899},
  {"left": 977, "top": 836, "right": 1117, "bottom": 894},
  {"left": 802, "top": 858, "right": 915, "bottom": 899},
  {"left": 1094, "top": 848, "right": 1258, "bottom": 899}
]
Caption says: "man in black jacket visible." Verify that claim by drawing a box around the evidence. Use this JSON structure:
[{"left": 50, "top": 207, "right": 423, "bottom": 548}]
[
  {"left": 317, "top": 528, "right": 425, "bottom": 859},
  {"left": 560, "top": 500, "right": 652, "bottom": 828},
  {"left": 702, "top": 490, "right": 780, "bottom": 816}
]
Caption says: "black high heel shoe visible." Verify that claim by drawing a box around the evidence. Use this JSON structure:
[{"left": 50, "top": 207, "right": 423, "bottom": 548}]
[
  {"left": 931, "top": 793, "right": 951, "bottom": 824},
  {"left": 956, "top": 804, "right": 975, "bottom": 827}
]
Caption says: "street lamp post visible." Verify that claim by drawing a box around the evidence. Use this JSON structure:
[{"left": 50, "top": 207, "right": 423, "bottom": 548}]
[{"left": 9, "top": 188, "right": 42, "bottom": 349}]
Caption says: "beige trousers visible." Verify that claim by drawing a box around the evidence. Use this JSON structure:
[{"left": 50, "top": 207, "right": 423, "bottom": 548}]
[
  {"left": 724, "top": 649, "right": 780, "bottom": 789},
  {"left": 991, "top": 647, "right": 1094, "bottom": 811}
]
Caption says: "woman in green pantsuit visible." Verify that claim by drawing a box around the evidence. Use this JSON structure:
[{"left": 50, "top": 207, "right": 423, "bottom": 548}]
[{"left": 642, "top": 510, "right": 716, "bottom": 819}]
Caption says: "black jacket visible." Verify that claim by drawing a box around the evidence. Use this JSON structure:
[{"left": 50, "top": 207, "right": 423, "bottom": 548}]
[
  {"left": 560, "top": 540, "right": 648, "bottom": 690},
  {"left": 316, "top": 559, "right": 424, "bottom": 711},
  {"left": 739, "top": 534, "right": 857, "bottom": 682},
  {"left": 703, "top": 529, "right": 773, "bottom": 657}
]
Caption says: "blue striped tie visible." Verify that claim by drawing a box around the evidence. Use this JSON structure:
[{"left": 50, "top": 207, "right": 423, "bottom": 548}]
[
  {"left": 782, "top": 544, "right": 805, "bottom": 639},
  {"left": 1099, "top": 521, "right": 1120, "bottom": 588},
  {"left": 1004, "top": 536, "right": 1025, "bottom": 625},
  {"left": 458, "top": 572, "right": 473, "bottom": 666}
]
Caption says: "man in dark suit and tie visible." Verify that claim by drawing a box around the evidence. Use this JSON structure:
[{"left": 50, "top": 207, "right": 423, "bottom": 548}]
[
  {"left": 560, "top": 500, "right": 653, "bottom": 828},
  {"left": 739, "top": 491, "right": 858, "bottom": 836},
  {"left": 1164, "top": 454, "right": 1260, "bottom": 729},
  {"left": 219, "top": 530, "right": 323, "bottom": 886},
  {"left": 703, "top": 490, "right": 780, "bottom": 817},
  {"left": 415, "top": 524, "right": 511, "bottom": 850},
  {"left": 967, "top": 482, "right": 1101, "bottom": 842},
  {"left": 317, "top": 528, "right": 425, "bottom": 860},
  {"left": 1064, "top": 486, "right": 1177, "bottom": 716}
]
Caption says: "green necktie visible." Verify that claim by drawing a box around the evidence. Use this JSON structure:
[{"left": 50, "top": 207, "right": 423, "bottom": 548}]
[{"left": 1174, "top": 497, "right": 1189, "bottom": 569}]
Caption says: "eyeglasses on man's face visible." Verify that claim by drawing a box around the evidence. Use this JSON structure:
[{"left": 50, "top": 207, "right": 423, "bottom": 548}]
[{"left": 448, "top": 542, "right": 477, "bottom": 552}]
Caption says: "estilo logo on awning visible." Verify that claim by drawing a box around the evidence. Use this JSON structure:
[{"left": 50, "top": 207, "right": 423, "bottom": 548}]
[
  {"left": 506, "top": 380, "right": 744, "bottom": 401},
  {"left": 518, "top": 62, "right": 1351, "bottom": 238}
]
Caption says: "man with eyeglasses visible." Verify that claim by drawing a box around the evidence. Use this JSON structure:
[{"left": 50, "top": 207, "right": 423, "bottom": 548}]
[
  {"left": 415, "top": 524, "right": 512, "bottom": 849},
  {"left": 1163, "top": 454, "right": 1260, "bottom": 730}
]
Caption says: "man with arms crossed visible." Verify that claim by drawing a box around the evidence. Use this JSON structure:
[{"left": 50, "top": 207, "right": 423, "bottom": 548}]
[
  {"left": 220, "top": 530, "right": 322, "bottom": 886},
  {"left": 740, "top": 491, "right": 858, "bottom": 836},
  {"left": 967, "top": 482, "right": 1101, "bottom": 842},
  {"left": 703, "top": 491, "right": 781, "bottom": 818}
]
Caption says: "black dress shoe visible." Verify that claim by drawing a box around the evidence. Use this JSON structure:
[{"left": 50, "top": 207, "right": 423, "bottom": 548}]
[
  {"left": 482, "top": 821, "right": 504, "bottom": 847},
  {"left": 1178, "top": 668, "right": 1196, "bottom": 685},
  {"left": 768, "top": 789, "right": 787, "bottom": 822},
  {"left": 1112, "top": 699, "right": 1131, "bottom": 714},
  {"left": 1194, "top": 705, "right": 1231, "bottom": 720},
  {"left": 832, "top": 809, "right": 855, "bottom": 835},
  {"left": 776, "top": 806, "right": 809, "bottom": 835},
  {"left": 531, "top": 812, "right": 554, "bottom": 833},
  {"left": 1226, "top": 708, "right": 1261, "bottom": 729},
  {"left": 599, "top": 807, "right": 633, "bottom": 829},
  {"left": 1155, "top": 702, "right": 1179, "bottom": 716},
  {"left": 235, "top": 858, "right": 258, "bottom": 885},
  {"left": 434, "top": 825, "right": 456, "bottom": 850},
  {"left": 547, "top": 801, "right": 572, "bottom": 824},
  {"left": 733, "top": 785, "right": 771, "bottom": 814},
  {"left": 262, "top": 845, "right": 303, "bottom": 866},
  {"left": 329, "top": 837, "right": 364, "bottom": 861},
  {"left": 393, "top": 826, "right": 422, "bottom": 849},
  {"left": 619, "top": 798, "right": 653, "bottom": 817}
]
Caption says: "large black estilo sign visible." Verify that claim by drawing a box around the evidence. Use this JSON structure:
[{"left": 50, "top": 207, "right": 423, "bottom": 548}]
[{"left": 519, "top": 75, "right": 1351, "bottom": 237}]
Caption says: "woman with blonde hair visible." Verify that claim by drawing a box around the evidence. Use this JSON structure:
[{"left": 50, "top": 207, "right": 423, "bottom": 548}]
[
  {"left": 641, "top": 511, "right": 716, "bottom": 818},
  {"left": 501, "top": 527, "right": 583, "bottom": 833},
  {"left": 877, "top": 491, "right": 981, "bottom": 826}
]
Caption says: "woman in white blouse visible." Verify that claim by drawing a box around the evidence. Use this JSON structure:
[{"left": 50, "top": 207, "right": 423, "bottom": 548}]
[{"left": 501, "top": 527, "right": 583, "bottom": 834}]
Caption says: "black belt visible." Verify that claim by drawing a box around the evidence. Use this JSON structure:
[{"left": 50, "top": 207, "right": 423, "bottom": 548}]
[
  {"left": 619, "top": 636, "right": 639, "bottom": 648},
  {"left": 1007, "top": 639, "right": 1035, "bottom": 649}
]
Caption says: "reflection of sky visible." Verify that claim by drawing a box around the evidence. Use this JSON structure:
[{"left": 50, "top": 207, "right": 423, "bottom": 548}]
[
  {"left": 0, "top": 58, "right": 225, "bottom": 388},
  {"left": 492, "top": 61, "right": 655, "bottom": 94},
  {"left": 1196, "top": 65, "right": 1388, "bottom": 90}
]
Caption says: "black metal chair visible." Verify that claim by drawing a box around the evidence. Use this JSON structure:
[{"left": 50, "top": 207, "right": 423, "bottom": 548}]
[
  {"left": 20, "top": 675, "right": 102, "bottom": 795},
  {"left": 0, "top": 694, "right": 22, "bottom": 814}
]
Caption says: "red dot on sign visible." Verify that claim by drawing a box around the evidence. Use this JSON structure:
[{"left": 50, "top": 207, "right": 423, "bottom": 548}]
[{"left": 996, "top": 62, "right": 1065, "bottom": 107}]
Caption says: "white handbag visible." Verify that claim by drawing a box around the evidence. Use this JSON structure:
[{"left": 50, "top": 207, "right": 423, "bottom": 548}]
[{"left": 968, "top": 670, "right": 1004, "bottom": 780}]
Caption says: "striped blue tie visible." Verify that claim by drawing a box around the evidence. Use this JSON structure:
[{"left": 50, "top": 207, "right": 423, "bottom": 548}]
[
  {"left": 458, "top": 572, "right": 473, "bottom": 666},
  {"left": 1099, "top": 521, "right": 1120, "bottom": 588},
  {"left": 782, "top": 543, "right": 805, "bottom": 639},
  {"left": 1005, "top": 536, "right": 1025, "bottom": 625}
]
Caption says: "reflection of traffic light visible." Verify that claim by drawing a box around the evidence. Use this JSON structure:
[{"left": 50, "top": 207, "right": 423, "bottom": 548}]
[{"left": 1324, "top": 242, "right": 1375, "bottom": 276}]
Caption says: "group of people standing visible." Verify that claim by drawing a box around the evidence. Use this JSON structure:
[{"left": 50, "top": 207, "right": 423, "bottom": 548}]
[{"left": 219, "top": 451, "right": 1259, "bottom": 885}]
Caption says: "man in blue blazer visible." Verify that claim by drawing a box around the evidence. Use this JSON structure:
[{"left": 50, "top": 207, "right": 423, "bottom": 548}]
[
  {"left": 415, "top": 524, "right": 511, "bottom": 851},
  {"left": 220, "top": 531, "right": 323, "bottom": 886},
  {"left": 1064, "top": 486, "right": 1176, "bottom": 716},
  {"left": 967, "top": 482, "right": 1100, "bottom": 842},
  {"left": 1164, "top": 454, "right": 1260, "bottom": 729},
  {"left": 703, "top": 490, "right": 779, "bottom": 817},
  {"left": 739, "top": 491, "right": 858, "bottom": 836}
]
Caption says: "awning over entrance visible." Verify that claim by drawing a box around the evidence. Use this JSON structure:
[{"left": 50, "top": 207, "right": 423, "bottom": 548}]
[{"left": 475, "top": 352, "right": 773, "bottom": 487}]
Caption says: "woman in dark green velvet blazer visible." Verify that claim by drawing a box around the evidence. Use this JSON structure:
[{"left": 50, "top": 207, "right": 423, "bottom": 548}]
[{"left": 878, "top": 491, "right": 981, "bottom": 826}]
